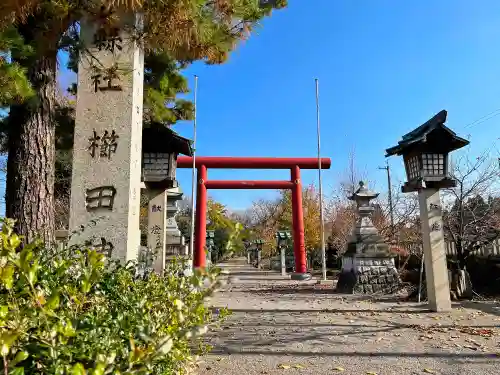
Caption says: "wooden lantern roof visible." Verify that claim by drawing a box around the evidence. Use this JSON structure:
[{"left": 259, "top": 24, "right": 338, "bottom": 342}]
[
  {"left": 142, "top": 126, "right": 193, "bottom": 156},
  {"left": 385, "top": 110, "right": 469, "bottom": 157}
]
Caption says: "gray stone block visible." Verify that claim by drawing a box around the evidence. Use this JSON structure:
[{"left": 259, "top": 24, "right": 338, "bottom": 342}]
[
  {"left": 354, "top": 284, "right": 364, "bottom": 293},
  {"left": 364, "top": 285, "right": 373, "bottom": 293},
  {"left": 372, "top": 284, "right": 382, "bottom": 293},
  {"left": 359, "top": 275, "right": 368, "bottom": 284}
]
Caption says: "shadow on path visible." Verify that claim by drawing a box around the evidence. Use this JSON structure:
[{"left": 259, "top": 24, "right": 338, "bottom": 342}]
[
  {"left": 210, "top": 348, "right": 499, "bottom": 359},
  {"left": 212, "top": 307, "right": 432, "bottom": 314}
]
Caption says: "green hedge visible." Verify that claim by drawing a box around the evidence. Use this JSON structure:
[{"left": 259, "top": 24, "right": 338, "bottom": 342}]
[{"left": 0, "top": 218, "right": 228, "bottom": 374}]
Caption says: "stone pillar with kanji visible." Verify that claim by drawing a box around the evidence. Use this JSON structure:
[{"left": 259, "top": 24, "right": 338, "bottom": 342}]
[
  {"left": 418, "top": 188, "right": 451, "bottom": 311},
  {"left": 148, "top": 190, "right": 167, "bottom": 273},
  {"left": 68, "top": 13, "right": 144, "bottom": 262}
]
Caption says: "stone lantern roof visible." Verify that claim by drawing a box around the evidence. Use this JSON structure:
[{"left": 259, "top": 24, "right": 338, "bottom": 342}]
[{"left": 349, "top": 181, "right": 379, "bottom": 204}]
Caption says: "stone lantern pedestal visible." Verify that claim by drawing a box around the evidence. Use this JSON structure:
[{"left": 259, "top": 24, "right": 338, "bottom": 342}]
[
  {"left": 336, "top": 182, "right": 400, "bottom": 294},
  {"left": 165, "top": 186, "right": 188, "bottom": 258}
]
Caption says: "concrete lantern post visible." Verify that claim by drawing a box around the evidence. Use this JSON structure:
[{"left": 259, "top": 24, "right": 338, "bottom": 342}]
[
  {"left": 276, "top": 231, "right": 292, "bottom": 276},
  {"left": 385, "top": 110, "right": 469, "bottom": 312}
]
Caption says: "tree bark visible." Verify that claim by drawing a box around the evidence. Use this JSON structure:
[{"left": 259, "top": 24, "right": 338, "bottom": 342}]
[
  {"left": 5, "top": 50, "right": 57, "bottom": 245},
  {"left": 450, "top": 241, "right": 473, "bottom": 299}
]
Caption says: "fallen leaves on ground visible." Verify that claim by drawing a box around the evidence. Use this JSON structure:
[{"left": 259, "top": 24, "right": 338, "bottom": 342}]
[
  {"left": 277, "top": 364, "right": 305, "bottom": 370},
  {"left": 423, "top": 369, "right": 435, "bottom": 373},
  {"left": 460, "top": 327, "right": 494, "bottom": 337},
  {"left": 333, "top": 367, "right": 345, "bottom": 372}
]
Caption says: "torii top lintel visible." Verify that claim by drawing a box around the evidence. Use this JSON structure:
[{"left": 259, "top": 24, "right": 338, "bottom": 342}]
[{"left": 176, "top": 156, "right": 331, "bottom": 169}]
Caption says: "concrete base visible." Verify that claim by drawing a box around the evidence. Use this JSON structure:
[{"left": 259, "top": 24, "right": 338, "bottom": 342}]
[
  {"left": 291, "top": 272, "right": 312, "bottom": 281},
  {"left": 316, "top": 279, "right": 335, "bottom": 286}
]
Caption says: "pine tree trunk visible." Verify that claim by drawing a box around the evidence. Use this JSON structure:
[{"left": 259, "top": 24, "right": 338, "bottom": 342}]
[{"left": 5, "top": 52, "right": 57, "bottom": 245}]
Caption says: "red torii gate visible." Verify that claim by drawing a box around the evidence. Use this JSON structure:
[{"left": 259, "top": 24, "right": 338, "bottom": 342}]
[{"left": 177, "top": 156, "right": 332, "bottom": 278}]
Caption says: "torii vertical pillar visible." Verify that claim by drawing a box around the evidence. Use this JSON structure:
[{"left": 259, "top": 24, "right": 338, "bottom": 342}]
[
  {"left": 291, "top": 165, "right": 310, "bottom": 280},
  {"left": 194, "top": 165, "right": 207, "bottom": 268}
]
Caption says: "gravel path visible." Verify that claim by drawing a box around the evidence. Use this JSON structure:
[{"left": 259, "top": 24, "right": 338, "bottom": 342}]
[{"left": 198, "top": 258, "right": 500, "bottom": 375}]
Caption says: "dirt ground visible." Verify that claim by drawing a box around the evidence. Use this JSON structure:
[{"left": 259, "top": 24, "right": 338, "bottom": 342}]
[{"left": 197, "top": 258, "right": 500, "bottom": 375}]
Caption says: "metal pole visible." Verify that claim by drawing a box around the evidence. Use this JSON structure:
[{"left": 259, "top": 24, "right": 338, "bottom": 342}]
[
  {"left": 379, "top": 162, "right": 395, "bottom": 241},
  {"left": 189, "top": 75, "right": 198, "bottom": 263},
  {"left": 315, "top": 79, "right": 327, "bottom": 281},
  {"left": 418, "top": 253, "right": 425, "bottom": 303},
  {"left": 386, "top": 161, "right": 395, "bottom": 238}
]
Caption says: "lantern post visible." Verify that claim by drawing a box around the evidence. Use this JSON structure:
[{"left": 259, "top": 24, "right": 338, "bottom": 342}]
[
  {"left": 276, "top": 230, "right": 292, "bottom": 276},
  {"left": 254, "top": 239, "right": 264, "bottom": 269},
  {"left": 142, "top": 127, "right": 193, "bottom": 274},
  {"left": 386, "top": 110, "right": 469, "bottom": 312},
  {"left": 244, "top": 239, "right": 252, "bottom": 264}
]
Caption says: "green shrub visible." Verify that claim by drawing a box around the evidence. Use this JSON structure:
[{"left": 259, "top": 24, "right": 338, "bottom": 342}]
[{"left": 0, "top": 218, "right": 228, "bottom": 374}]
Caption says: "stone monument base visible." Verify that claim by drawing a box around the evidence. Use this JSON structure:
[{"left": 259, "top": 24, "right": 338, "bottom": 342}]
[
  {"left": 291, "top": 272, "right": 312, "bottom": 281},
  {"left": 336, "top": 256, "right": 400, "bottom": 294}
]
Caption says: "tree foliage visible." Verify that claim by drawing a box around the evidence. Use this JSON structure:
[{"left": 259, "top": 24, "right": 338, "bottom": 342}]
[
  {"left": 0, "top": 1, "right": 287, "bottom": 66},
  {"left": 0, "top": 0, "right": 287, "bottom": 241},
  {"left": 0, "top": 28, "right": 34, "bottom": 107},
  {"left": 442, "top": 153, "right": 500, "bottom": 268},
  {"left": 174, "top": 197, "right": 249, "bottom": 261},
  {"left": 248, "top": 186, "right": 322, "bottom": 258}
]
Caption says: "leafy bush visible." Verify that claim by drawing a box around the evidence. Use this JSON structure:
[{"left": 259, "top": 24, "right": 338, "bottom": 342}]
[{"left": 0, "top": 218, "right": 228, "bottom": 374}]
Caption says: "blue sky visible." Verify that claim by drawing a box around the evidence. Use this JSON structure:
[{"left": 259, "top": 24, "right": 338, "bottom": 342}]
[
  {"left": 174, "top": 0, "right": 500, "bottom": 209},
  {"left": 5, "top": 0, "right": 500, "bottom": 213}
]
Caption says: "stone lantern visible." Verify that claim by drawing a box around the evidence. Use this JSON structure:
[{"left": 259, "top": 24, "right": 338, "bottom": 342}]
[
  {"left": 336, "top": 181, "right": 400, "bottom": 294},
  {"left": 386, "top": 110, "right": 469, "bottom": 312},
  {"left": 206, "top": 230, "right": 215, "bottom": 265},
  {"left": 254, "top": 239, "right": 264, "bottom": 269},
  {"left": 244, "top": 239, "right": 253, "bottom": 264},
  {"left": 276, "top": 231, "right": 292, "bottom": 275},
  {"left": 143, "top": 126, "right": 193, "bottom": 274},
  {"left": 276, "top": 230, "right": 292, "bottom": 249}
]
